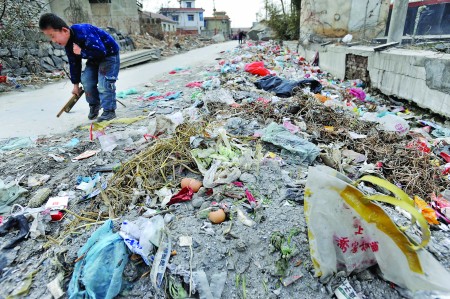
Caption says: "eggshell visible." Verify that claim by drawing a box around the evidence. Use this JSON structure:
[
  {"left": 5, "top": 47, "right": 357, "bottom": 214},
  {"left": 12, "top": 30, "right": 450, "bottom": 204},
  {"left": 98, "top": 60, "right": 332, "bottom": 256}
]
[
  {"left": 181, "top": 178, "right": 202, "bottom": 193},
  {"left": 208, "top": 209, "right": 226, "bottom": 224}
]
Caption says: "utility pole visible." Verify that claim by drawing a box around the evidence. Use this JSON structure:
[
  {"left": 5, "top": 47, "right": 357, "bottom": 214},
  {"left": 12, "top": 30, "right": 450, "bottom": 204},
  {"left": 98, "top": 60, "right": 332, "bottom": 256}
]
[{"left": 387, "top": 0, "right": 409, "bottom": 44}]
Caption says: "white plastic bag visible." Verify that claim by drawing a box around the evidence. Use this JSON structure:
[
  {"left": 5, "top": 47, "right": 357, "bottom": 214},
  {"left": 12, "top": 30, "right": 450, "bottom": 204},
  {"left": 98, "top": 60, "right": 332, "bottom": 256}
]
[
  {"left": 378, "top": 114, "right": 410, "bottom": 135},
  {"left": 305, "top": 165, "right": 450, "bottom": 293}
]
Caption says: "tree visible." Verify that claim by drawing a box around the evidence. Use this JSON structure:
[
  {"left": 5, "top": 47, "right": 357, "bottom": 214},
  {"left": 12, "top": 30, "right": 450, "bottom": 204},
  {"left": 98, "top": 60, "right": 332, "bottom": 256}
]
[{"left": 265, "top": 0, "right": 301, "bottom": 40}]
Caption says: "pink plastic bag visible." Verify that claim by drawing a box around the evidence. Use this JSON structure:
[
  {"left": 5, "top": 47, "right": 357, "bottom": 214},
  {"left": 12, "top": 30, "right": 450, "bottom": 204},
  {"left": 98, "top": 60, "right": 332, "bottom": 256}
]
[
  {"left": 349, "top": 88, "right": 366, "bottom": 101},
  {"left": 245, "top": 61, "right": 270, "bottom": 76}
]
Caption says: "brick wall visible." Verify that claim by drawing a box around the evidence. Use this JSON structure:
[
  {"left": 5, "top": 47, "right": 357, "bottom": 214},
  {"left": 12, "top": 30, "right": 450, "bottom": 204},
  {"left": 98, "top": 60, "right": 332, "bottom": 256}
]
[{"left": 345, "top": 54, "right": 371, "bottom": 86}]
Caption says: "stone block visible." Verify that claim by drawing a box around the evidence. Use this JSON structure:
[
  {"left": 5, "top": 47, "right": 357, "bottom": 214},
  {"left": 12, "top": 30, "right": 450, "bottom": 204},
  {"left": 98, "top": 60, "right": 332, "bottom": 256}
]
[
  {"left": 13, "top": 67, "right": 29, "bottom": 76},
  {"left": 3, "top": 57, "right": 20, "bottom": 69},
  {"left": 10, "top": 48, "right": 27, "bottom": 58},
  {"left": 38, "top": 43, "right": 52, "bottom": 57},
  {"left": 0, "top": 48, "right": 10, "bottom": 56},
  {"left": 51, "top": 55, "right": 65, "bottom": 69},
  {"left": 41, "top": 57, "right": 55, "bottom": 71},
  {"left": 29, "top": 49, "right": 39, "bottom": 56},
  {"left": 53, "top": 49, "right": 65, "bottom": 57}
]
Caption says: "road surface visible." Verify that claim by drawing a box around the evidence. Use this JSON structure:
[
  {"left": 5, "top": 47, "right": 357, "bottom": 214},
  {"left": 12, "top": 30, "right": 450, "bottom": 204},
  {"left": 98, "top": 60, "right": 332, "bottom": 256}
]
[{"left": 0, "top": 41, "right": 237, "bottom": 139}]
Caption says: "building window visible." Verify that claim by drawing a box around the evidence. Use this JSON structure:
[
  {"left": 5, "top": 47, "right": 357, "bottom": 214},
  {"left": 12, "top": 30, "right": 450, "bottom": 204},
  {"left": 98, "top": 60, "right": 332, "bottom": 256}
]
[
  {"left": 172, "top": 15, "right": 179, "bottom": 22},
  {"left": 163, "top": 24, "right": 166, "bottom": 31},
  {"left": 186, "top": 2, "right": 192, "bottom": 8},
  {"left": 88, "top": 0, "right": 111, "bottom": 3},
  {"left": 188, "top": 14, "right": 194, "bottom": 21}
]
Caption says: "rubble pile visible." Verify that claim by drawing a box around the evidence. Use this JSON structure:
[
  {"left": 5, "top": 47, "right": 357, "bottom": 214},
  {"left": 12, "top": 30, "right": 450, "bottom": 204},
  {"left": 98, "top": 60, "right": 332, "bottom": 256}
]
[
  {"left": 1, "top": 41, "right": 450, "bottom": 299},
  {"left": 131, "top": 33, "right": 214, "bottom": 56}
]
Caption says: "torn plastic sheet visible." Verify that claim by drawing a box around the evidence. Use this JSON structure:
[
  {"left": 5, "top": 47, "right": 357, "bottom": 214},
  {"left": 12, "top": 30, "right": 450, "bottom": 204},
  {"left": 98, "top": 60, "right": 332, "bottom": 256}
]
[
  {"left": 0, "top": 179, "right": 27, "bottom": 215},
  {"left": 68, "top": 220, "right": 128, "bottom": 299},
  {"left": 76, "top": 173, "right": 101, "bottom": 195},
  {"left": 0, "top": 137, "right": 36, "bottom": 151},
  {"left": 150, "top": 231, "right": 172, "bottom": 289},
  {"left": 261, "top": 123, "right": 320, "bottom": 165},
  {"left": 119, "top": 215, "right": 165, "bottom": 265}
]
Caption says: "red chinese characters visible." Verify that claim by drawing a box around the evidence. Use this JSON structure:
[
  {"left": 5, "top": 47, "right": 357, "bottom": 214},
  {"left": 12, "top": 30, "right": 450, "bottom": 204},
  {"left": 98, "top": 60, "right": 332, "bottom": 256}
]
[{"left": 336, "top": 237, "right": 350, "bottom": 253}]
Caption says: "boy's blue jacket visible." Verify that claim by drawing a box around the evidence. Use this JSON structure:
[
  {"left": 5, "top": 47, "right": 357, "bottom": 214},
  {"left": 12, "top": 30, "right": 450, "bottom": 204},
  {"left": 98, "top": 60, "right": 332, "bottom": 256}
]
[{"left": 65, "top": 24, "right": 120, "bottom": 84}]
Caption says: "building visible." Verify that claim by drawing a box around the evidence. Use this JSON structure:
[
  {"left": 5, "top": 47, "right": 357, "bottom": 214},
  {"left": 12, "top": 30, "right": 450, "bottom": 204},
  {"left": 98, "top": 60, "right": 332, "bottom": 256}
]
[
  {"left": 47, "top": 0, "right": 142, "bottom": 34},
  {"left": 204, "top": 11, "right": 231, "bottom": 38},
  {"left": 140, "top": 11, "right": 177, "bottom": 36},
  {"left": 159, "top": 0, "right": 205, "bottom": 34}
]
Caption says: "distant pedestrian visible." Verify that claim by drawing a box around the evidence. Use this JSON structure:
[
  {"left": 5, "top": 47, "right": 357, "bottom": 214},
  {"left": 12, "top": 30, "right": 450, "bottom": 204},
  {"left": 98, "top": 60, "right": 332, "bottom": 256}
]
[
  {"left": 39, "top": 13, "right": 120, "bottom": 122},
  {"left": 238, "top": 30, "right": 246, "bottom": 45}
]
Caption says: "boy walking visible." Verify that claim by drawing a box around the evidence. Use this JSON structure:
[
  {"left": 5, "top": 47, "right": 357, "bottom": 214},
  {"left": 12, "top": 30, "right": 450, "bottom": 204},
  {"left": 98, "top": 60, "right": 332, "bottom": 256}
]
[{"left": 39, "top": 13, "right": 120, "bottom": 122}]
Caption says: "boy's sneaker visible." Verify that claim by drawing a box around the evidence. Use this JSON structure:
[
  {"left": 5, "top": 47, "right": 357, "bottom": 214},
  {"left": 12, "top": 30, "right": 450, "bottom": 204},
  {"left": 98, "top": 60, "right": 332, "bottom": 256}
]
[
  {"left": 97, "top": 110, "right": 116, "bottom": 122},
  {"left": 88, "top": 105, "right": 101, "bottom": 120}
]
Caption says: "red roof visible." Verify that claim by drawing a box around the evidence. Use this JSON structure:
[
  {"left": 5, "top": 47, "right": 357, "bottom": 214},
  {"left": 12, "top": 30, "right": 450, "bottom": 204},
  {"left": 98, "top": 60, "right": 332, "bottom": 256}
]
[{"left": 160, "top": 7, "right": 205, "bottom": 12}]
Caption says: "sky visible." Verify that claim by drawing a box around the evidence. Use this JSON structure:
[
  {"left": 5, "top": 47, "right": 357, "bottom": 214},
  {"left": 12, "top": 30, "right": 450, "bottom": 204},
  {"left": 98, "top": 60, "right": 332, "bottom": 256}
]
[{"left": 144, "top": 0, "right": 263, "bottom": 28}]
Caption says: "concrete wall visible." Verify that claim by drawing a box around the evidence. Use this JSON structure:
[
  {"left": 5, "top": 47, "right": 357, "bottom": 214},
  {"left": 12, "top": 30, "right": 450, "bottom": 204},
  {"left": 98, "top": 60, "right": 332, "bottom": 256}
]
[
  {"left": 205, "top": 19, "right": 231, "bottom": 37},
  {"left": 48, "top": 0, "right": 92, "bottom": 24},
  {"left": 48, "top": 0, "right": 139, "bottom": 34},
  {"left": 110, "top": 0, "right": 140, "bottom": 34},
  {"left": 299, "top": 44, "right": 450, "bottom": 117},
  {"left": 300, "top": 0, "right": 390, "bottom": 41}
]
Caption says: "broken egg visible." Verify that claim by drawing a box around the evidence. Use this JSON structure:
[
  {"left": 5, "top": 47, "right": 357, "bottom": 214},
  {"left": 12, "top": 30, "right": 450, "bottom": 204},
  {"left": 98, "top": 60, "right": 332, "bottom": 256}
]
[
  {"left": 181, "top": 178, "right": 202, "bottom": 193},
  {"left": 208, "top": 209, "right": 226, "bottom": 224}
]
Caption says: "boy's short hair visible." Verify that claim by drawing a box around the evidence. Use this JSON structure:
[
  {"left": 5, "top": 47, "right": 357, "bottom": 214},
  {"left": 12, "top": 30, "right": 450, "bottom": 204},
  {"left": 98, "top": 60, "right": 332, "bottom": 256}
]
[{"left": 39, "top": 13, "right": 69, "bottom": 30}]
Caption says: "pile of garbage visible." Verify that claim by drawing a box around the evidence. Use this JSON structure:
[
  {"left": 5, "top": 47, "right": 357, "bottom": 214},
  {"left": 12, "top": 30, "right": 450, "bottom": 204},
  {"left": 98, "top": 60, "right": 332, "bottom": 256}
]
[
  {"left": 1, "top": 41, "right": 450, "bottom": 299},
  {"left": 131, "top": 33, "right": 215, "bottom": 57}
]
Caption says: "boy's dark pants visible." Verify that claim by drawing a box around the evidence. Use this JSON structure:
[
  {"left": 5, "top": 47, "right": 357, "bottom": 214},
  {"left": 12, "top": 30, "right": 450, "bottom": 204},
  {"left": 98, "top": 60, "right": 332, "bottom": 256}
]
[{"left": 81, "top": 53, "right": 120, "bottom": 111}]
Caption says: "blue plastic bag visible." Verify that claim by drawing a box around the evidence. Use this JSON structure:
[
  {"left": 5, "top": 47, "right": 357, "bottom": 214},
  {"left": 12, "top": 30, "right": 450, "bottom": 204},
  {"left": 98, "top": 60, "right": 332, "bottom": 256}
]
[{"left": 68, "top": 220, "right": 129, "bottom": 299}]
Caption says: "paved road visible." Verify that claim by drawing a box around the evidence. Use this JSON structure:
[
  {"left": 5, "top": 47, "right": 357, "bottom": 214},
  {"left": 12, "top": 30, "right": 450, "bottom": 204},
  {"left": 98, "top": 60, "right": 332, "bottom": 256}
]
[{"left": 0, "top": 41, "right": 237, "bottom": 139}]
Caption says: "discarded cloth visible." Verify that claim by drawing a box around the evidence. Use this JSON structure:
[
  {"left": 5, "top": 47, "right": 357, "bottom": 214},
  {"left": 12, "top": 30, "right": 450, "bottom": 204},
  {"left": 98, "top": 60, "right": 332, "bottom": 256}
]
[
  {"left": 261, "top": 123, "right": 320, "bottom": 165},
  {"left": 68, "top": 220, "right": 128, "bottom": 299},
  {"left": 255, "top": 75, "right": 322, "bottom": 97},
  {"left": 0, "top": 215, "right": 30, "bottom": 249}
]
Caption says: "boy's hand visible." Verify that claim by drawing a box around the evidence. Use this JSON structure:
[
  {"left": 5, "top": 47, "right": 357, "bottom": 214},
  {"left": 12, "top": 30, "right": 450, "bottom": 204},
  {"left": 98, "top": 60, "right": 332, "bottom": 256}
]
[
  {"left": 73, "top": 43, "right": 81, "bottom": 55},
  {"left": 72, "top": 84, "right": 82, "bottom": 97}
]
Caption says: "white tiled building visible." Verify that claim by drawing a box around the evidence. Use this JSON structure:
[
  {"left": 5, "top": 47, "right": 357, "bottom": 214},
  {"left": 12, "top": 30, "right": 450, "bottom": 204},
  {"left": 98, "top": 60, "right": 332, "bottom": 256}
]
[{"left": 159, "top": 0, "right": 205, "bottom": 34}]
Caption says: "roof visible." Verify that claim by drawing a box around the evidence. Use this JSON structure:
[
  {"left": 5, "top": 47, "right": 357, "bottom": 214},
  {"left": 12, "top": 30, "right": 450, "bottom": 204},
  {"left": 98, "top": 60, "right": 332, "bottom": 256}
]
[
  {"left": 160, "top": 7, "right": 205, "bottom": 12},
  {"left": 205, "top": 15, "right": 230, "bottom": 20},
  {"left": 141, "top": 11, "right": 178, "bottom": 24}
]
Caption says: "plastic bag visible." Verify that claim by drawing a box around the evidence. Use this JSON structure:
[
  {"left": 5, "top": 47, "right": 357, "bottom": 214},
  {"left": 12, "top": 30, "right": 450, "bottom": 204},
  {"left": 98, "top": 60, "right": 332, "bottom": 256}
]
[
  {"left": 119, "top": 215, "right": 165, "bottom": 265},
  {"left": 68, "top": 220, "right": 129, "bottom": 299},
  {"left": 261, "top": 123, "right": 319, "bottom": 165},
  {"left": 0, "top": 179, "right": 27, "bottom": 214},
  {"left": 305, "top": 165, "right": 450, "bottom": 293},
  {"left": 378, "top": 114, "right": 410, "bottom": 135},
  {"left": 244, "top": 61, "right": 270, "bottom": 76}
]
